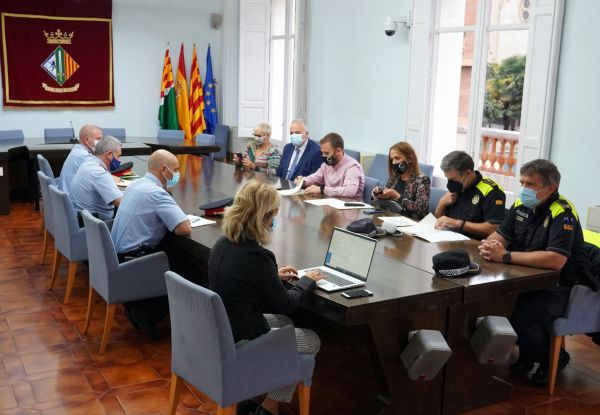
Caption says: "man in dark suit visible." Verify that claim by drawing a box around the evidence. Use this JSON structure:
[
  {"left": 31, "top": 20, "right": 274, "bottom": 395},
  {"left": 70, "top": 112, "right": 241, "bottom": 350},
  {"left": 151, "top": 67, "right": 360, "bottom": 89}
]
[{"left": 277, "top": 119, "right": 323, "bottom": 180}]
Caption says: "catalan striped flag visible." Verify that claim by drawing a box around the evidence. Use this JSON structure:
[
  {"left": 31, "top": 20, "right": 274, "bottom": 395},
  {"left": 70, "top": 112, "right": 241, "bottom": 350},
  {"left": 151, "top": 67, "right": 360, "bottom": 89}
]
[
  {"left": 175, "top": 43, "right": 192, "bottom": 140},
  {"left": 158, "top": 45, "right": 178, "bottom": 130},
  {"left": 189, "top": 44, "right": 206, "bottom": 138}
]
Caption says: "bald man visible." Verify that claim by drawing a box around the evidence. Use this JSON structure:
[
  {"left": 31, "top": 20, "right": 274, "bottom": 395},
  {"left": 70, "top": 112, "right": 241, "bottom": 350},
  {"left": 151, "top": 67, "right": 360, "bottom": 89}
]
[
  {"left": 58, "top": 124, "right": 102, "bottom": 194},
  {"left": 110, "top": 149, "right": 191, "bottom": 339}
]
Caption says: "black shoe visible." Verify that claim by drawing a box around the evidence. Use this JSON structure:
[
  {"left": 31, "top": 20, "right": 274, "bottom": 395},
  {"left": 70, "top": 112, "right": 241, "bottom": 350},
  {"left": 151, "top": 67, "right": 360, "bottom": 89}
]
[
  {"left": 236, "top": 400, "right": 259, "bottom": 415},
  {"left": 254, "top": 406, "right": 276, "bottom": 415},
  {"left": 123, "top": 306, "right": 139, "bottom": 329},
  {"left": 529, "top": 348, "right": 570, "bottom": 387},
  {"left": 510, "top": 358, "right": 535, "bottom": 376},
  {"left": 132, "top": 308, "right": 159, "bottom": 340}
]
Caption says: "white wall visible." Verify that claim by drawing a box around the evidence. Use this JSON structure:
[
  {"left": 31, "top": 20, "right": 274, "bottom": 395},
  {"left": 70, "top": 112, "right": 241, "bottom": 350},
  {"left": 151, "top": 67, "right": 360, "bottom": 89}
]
[
  {"left": 0, "top": 0, "right": 223, "bottom": 138},
  {"left": 306, "top": 0, "right": 412, "bottom": 155},
  {"left": 550, "top": 0, "right": 600, "bottom": 227}
]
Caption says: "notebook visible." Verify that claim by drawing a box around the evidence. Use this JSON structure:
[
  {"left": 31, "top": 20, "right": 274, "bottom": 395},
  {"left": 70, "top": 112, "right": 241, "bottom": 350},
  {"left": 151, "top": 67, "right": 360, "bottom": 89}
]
[{"left": 298, "top": 227, "right": 377, "bottom": 292}]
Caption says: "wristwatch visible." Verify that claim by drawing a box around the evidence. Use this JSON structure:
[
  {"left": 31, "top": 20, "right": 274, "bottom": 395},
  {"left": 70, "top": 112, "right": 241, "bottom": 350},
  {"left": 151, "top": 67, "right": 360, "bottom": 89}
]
[
  {"left": 320, "top": 184, "right": 325, "bottom": 195},
  {"left": 502, "top": 251, "right": 512, "bottom": 264}
]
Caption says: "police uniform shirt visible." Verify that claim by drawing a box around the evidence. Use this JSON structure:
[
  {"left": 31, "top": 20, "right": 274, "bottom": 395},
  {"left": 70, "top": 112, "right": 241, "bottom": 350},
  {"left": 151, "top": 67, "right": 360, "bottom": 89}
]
[
  {"left": 445, "top": 171, "right": 506, "bottom": 229},
  {"left": 111, "top": 172, "right": 188, "bottom": 254},
  {"left": 497, "top": 192, "right": 592, "bottom": 287},
  {"left": 70, "top": 156, "right": 122, "bottom": 220},
  {"left": 58, "top": 144, "right": 93, "bottom": 194}
]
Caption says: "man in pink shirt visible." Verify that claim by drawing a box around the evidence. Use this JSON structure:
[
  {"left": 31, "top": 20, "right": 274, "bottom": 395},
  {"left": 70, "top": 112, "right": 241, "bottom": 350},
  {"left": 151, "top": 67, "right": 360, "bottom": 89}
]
[{"left": 295, "top": 132, "right": 365, "bottom": 199}]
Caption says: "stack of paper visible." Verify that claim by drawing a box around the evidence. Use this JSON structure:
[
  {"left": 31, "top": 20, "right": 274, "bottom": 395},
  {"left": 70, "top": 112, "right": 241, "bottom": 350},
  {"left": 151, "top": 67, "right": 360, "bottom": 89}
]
[
  {"left": 278, "top": 182, "right": 304, "bottom": 196},
  {"left": 400, "top": 213, "right": 469, "bottom": 243},
  {"left": 380, "top": 216, "right": 418, "bottom": 227},
  {"left": 305, "top": 198, "right": 373, "bottom": 210},
  {"left": 187, "top": 214, "right": 216, "bottom": 228}
]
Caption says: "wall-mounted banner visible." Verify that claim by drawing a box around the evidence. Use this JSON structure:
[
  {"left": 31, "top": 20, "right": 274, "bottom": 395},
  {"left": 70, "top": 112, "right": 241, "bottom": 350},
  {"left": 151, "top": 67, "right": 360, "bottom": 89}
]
[{"left": 0, "top": 0, "right": 113, "bottom": 108}]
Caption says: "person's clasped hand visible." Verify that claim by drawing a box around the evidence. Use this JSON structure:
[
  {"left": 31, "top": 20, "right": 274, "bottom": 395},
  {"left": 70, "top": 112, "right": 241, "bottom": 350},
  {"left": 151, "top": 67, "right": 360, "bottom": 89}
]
[
  {"left": 435, "top": 216, "right": 462, "bottom": 230},
  {"left": 478, "top": 239, "right": 505, "bottom": 262}
]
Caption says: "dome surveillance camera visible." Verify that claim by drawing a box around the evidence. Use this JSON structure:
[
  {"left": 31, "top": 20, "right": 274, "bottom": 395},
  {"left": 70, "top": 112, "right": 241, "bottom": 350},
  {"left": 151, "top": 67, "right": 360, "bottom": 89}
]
[{"left": 384, "top": 18, "right": 397, "bottom": 36}]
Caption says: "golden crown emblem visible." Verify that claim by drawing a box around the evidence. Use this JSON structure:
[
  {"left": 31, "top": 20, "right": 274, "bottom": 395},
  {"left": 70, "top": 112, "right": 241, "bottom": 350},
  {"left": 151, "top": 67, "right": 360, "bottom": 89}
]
[{"left": 43, "top": 29, "right": 74, "bottom": 45}]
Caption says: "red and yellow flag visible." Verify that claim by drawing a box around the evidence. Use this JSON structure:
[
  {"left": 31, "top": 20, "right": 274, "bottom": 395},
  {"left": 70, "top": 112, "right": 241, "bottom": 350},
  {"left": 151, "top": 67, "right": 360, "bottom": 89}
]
[
  {"left": 175, "top": 43, "right": 192, "bottom": 140},
  {"left": 189, "top": 44, "right": 207, "bottom": 138}
]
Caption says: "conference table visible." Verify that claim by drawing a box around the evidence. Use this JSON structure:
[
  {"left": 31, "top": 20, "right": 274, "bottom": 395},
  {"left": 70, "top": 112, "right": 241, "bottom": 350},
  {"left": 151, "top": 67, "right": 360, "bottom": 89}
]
[
  {"left": 0, "top": 136, "right": 219, "bottom": 215},
  {"left": 125, "top": 155, "right": 560, "bottom": 415}
]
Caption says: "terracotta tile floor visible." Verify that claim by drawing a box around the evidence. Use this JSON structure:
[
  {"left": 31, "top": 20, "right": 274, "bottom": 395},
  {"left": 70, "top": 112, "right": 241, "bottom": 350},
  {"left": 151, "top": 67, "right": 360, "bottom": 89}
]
[{"left": 2, "top": 202, "right": 600, "bottom": 414}]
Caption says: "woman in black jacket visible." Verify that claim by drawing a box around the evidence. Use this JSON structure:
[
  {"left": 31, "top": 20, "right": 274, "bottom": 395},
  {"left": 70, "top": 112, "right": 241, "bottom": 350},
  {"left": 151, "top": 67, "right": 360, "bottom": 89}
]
[{"left": 208, "top": 180, "right": 322, "bottom": 415}]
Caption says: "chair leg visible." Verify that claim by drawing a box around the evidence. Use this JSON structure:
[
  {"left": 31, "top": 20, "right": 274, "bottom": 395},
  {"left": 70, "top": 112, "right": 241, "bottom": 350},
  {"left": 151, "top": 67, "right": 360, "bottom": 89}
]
[
  {"left": 217, "top": 404, "right": 237, "bottom": 415},
  {"left": 99, "top": 304, "right": 116, "bottom": 354},
  {"left": 168, "top": 373, "right": 182, "bottom": 415},
  {"left": 49, "top": 250, "right": 62, "bottom": 290},
  {"left": 63, "top": 261, "right": 78, "bottom": 304},
  {"left": 548, "top": 335, "right": 563, "bottom": 395},
  {"left": 39, "top": 218, "right": 45, "bottom": 236},
  {"left": 298, "top": 382, "right": 311, "bottom": 415},
  {"left": 40, "top": 229, "right": 49, "bottom": 265},
  {"left": 83, "top": 287, "right": 97, "bottom": 334}
]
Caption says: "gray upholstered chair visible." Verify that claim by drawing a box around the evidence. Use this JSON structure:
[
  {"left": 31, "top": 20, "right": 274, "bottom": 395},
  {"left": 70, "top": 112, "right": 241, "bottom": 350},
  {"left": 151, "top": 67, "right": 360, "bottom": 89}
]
[
  {"left": 37, "top": 154, "right": 56, "bottom": 182},
  {"left": 345, "top": 148, "right": 360, "bottom": 162},
  {"left": 37, "top": 171, "right": 56, "bottom": 265},
  {"left": 367, "top": 153, "right": 389, "bottom": 183},
  {"left": 165, "top": 271, "right": 314, "bottom": 415},
  {"left": 429, "top": 187, "right": 446, "bottom": 214},
  {"left": 102, "top": 128, "right": 126, "bottom": 142},
  {"left": 363, "top": 176, "right": 380, "bottom": 204},
  {"left": 419, "top": 162, "right": 434, "bottom": 179},
  {"left": 213, "top": 124, "right": 229, "bottom": 159},
  {"left": 81, "top": 210, "right": 169, "bottom": 354},
  {"left": 194, "top": 133, "right": 216, "bottom": 146},
  {"left": 0, "top": 129, "right": 24, "bottom": 140},
  {"left": 44, "top": 128, "right": 75, "bottom": 144},
  {"left": 157, "top": 129, "right": 185, "bottom": 140},
  {"left": 48, "top": 185, "right": 88, "bottom": 304}
]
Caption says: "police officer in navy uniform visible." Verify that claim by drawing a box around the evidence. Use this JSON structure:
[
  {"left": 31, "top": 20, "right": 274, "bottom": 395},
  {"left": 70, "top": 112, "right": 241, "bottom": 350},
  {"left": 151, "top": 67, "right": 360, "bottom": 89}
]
[
  {"left": 434, "top": 151, "right": 506, "bottom": 239},
  {"left": 479, "top": 159, "right": 596, "bottom": 386}
]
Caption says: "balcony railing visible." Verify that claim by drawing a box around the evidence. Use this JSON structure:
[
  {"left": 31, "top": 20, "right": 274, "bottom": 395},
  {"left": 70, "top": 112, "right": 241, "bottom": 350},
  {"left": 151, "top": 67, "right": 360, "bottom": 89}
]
[{"left": 479, "top": 128, "right": 519, "bottom": 177}]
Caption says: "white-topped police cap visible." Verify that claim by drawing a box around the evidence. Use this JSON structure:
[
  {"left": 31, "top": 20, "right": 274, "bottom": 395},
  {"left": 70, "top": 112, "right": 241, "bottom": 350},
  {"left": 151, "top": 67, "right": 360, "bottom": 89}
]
[{"left": 432, "top": 249, "right": 480, "bottom": 277}]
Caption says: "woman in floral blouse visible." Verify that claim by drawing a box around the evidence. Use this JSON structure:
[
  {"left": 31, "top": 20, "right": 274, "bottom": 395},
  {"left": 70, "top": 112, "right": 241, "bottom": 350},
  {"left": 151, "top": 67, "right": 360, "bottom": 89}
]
[
  {"left": 234, "top": 121, "right": 281, "bottom": 176},
  {"left": 372, "top": 141, "right": 431, "bottom": 220}
]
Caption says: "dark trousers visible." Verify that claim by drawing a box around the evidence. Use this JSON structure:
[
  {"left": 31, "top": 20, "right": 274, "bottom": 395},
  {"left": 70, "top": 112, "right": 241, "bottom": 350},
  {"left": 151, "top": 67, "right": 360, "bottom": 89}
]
[{"left": 510, "top": 286, "right": 571, "bottom": 368}]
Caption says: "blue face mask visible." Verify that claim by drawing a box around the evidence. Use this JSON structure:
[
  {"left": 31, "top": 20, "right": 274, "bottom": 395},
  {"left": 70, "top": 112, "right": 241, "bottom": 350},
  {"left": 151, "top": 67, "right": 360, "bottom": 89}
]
[
  {"left": 163, "top": 166, "right": 180, "bottom": 188},
  {"left": 271, "top": 217, "right": 277, "bottom": 231},
  {"left": 519, "top": 186, "right": 540, "bottom": 208},
  {"left": 109, "top": 157, "right": 121, "bottom": 171},
  {"left": 290, "top": 133, "right": 304, "bottom": 147}
]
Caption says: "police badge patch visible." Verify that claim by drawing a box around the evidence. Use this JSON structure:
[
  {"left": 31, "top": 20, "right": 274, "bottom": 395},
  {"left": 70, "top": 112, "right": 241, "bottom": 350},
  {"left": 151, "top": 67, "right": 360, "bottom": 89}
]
[{"left": 472, "top": 195, "right": 480, "bottom": 205}]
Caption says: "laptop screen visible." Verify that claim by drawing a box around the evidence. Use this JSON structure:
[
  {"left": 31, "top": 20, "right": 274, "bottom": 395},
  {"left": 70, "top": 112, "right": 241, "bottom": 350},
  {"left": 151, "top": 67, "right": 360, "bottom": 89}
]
[{"left": 324, "top": 227, "right": 377, "bottom": 281}]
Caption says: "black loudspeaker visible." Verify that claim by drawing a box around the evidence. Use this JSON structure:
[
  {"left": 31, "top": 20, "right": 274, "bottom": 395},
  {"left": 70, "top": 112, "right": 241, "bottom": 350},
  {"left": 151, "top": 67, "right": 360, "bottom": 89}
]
[
  {"left": 469, "top": 316, "right": 517, "bottom": 365},
  {"left": 400, "top": 329, "right": 452, "bottom": 381}
]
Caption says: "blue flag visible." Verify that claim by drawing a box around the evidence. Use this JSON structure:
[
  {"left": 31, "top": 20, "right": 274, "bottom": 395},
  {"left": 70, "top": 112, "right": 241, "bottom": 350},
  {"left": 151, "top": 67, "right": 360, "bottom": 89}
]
[{"left": 203, "top": 45, "right": 218, "bottom": 134}]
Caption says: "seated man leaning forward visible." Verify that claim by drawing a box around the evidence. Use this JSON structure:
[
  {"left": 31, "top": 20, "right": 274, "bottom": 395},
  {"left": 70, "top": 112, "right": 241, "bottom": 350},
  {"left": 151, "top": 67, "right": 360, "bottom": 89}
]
[
  {"left": 479, "top": 159, "right": 596, "bottom": 386},
  {"left": 295, "top": 132, "right": 365, "bottom": 200},
  {"left": 58, "top": 124, "right": 102, "bottom": 194},
  {"left": 111, "top": 149, "right": 191, "bottom": 339},
  {"left": 434, "top": 150, "right": 505, "bottom": 239},
  {"left": 69, "top": 135, "right": 123, "bottom": 221}
]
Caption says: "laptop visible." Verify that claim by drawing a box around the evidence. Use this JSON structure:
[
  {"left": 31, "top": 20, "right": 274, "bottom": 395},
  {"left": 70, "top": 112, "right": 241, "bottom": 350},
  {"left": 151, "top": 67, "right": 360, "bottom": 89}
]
[{"left": 298, "top": 227, "right": 377, "bottom": 292}]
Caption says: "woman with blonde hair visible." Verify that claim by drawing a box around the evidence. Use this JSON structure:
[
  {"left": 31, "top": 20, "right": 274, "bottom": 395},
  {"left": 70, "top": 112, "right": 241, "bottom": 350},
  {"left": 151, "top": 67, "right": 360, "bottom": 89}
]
[
  {"left": 372, "top": 141, "right": 431, "bottom": 220},
  {"left": 234, "top": 121, "right": 281, "bottom": 175},
  {"left": 208, "top": 180, "right": 322, "bottom": 415}
]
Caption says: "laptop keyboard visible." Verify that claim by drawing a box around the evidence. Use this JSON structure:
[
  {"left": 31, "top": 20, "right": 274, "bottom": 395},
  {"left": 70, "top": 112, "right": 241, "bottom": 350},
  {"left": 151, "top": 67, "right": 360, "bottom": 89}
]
[{"left": 307, "top": 268, "right": 354, "bottom": 287}]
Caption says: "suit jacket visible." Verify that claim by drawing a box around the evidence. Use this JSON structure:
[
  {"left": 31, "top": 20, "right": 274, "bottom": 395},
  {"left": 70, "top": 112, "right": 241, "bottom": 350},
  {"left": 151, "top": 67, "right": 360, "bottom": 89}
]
[{"left": 277, "top": 139, "right": 323, "bottom": 179}]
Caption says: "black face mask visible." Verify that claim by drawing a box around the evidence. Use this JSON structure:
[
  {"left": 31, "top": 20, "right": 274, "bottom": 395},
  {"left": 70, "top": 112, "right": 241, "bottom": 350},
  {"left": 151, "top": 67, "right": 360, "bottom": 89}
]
[
  {"left": 323, "top": 155, "right": 336, "bottom": 166},
  {"left": 393, "top": 161, "right": 408, "bottom": 175},
  {"left": 446, "top": 179, "right": 463, "bottom": 193}
]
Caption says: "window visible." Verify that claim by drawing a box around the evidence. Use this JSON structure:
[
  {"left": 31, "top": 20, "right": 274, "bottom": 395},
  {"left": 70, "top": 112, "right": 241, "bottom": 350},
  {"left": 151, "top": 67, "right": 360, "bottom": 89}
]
[
  {"left": 407, "top": 0, "right": 564, "bottom": 194},
  {"left": 238, "top": 0, "right": 307, "bottom": 143}
]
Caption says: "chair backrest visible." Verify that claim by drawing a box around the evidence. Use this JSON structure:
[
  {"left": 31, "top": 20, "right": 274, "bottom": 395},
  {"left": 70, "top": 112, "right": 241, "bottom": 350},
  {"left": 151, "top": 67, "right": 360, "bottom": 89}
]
[
  {"left": 213, "top": 124, "right": 229, "bottom": 159},
  {"left": 346, "top": 149, "right": 360, "bottom": 162},
  {"left": 429, "top": 187, "right": 446, "bottom": 214},
  {"left": 419, "top": 162, "right": 434, "bottom": 179},
  {"left": 363, "top": 176, "right": 380, "bottom": 204},
  {"left": 36, "top": 154, "right": 55, "bottom": 180},
  {"left": 44, "top": 128, "right": 75, "bottom": 144},
  {"left": 157, "top": 129, "right": 185, "bottom": 140},
  {"left": 37, "top": 171, "right": 55, "bottom": 235},
  {"left": 367, "top": 153, "right": 389, "bottom": 183},
  {"left": 0, "top": 129, "right": 24, "bottom": 140},
  {"left": 552, "top": 285, "right": 600, "bottom": 336},
  {"left": 194, "top": 133, "right": 216, "bottom": 146},
  {"left": 165, "top": 271, "right": 236, "bottom": 398},
  {"left": 48, "top": 184, "right": 87, "bottom": 261},
  {"left": 102, "top": 128, "right": 126, "bottom": 142},
  {"left": 81, "top": 210, "right": 120, "bottom": 297}
]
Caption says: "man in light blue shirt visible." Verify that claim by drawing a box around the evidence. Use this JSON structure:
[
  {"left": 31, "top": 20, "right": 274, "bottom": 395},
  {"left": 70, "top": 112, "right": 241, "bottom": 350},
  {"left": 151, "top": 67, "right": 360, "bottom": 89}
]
[
  {"left": 70, "top": 136, "right": 123, "bottom": 220},
  {"left": 58, "top": 124, "right": 102, "bottom": 194},
  {"left": 111, "top": 149, "right": 191, "bottom": 254}
]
